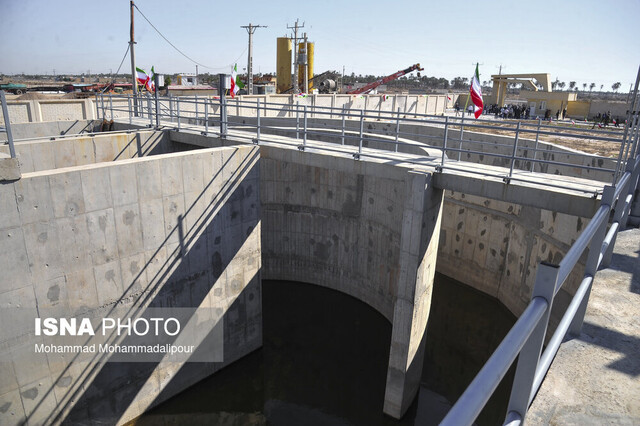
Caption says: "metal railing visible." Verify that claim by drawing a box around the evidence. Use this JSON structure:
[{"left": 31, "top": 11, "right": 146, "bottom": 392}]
[{"left": 96, "top": 91, "right": 630, "bottom": 195}]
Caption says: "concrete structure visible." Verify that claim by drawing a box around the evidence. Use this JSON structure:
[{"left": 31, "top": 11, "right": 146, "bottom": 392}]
[
  {"left": 0, "top": 133, "right": 262, "bottom": 425},
  {"left": 488, "top": 73, "right": 553, "bottom": 108},
  {"left": 260, "top": 146, "right": 442, "bottom": 417},
  {"left": 0, "top": 96, "right": 637, "bottom": 425}
]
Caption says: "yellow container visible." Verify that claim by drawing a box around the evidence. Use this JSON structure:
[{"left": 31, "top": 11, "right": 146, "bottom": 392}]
[{"left": 276, "top": 37, "right": 292, "bottom": 94}]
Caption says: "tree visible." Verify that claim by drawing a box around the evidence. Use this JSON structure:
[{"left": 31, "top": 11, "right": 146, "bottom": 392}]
[
  {"left": 450, "top": 76, "right": 468, "bottom": 89},
  {"left": 589, "top": 83, "right": 595, "bottom": 92},
  {"left": 559, "top": 82, "right": 566, "bottom": 90},
  {"left": 600, "top": 84, "right": 603, "bottom": 91},
  {"left": 583, "top": 83, "right": 587, "bottom": 91},
  {"left": 569, "top": 81, "right": 576, "bottom": 90},
  {"left": 612, "top": 82, "right": 621, "bottom": 92}
]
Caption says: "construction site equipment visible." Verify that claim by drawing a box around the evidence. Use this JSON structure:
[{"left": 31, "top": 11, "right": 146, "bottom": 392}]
[{"left": 346, "top": 63, "right": 424, "bottom": 94}]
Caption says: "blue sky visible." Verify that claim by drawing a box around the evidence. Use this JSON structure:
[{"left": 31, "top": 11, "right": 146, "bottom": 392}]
[{"left": 1, "top": 0, "right": 638, "bottom": 89}]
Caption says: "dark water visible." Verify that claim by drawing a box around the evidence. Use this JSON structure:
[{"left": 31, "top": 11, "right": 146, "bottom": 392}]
[{"left": 136, "top": 274, "right": 515, "bottom": 426}]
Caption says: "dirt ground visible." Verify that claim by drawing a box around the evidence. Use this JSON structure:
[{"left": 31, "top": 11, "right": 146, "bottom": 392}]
[{"left": 467, "top": 121, "right": 627, "bottom": 158}]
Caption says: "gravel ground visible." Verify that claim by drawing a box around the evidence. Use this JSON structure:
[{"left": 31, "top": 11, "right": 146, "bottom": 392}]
[{"left": 527, "top": 227, "right": 640, "bottom": 425}]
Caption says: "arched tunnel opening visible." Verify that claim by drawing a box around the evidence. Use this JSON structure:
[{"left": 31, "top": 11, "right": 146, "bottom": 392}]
[{"left": 134, "top": 275, "right": 515, "bottom": 426}]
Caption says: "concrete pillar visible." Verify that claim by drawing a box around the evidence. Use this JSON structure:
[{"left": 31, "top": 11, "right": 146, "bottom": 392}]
[{"left": 383, "top": 172, "right": 444, "bottom": 419}]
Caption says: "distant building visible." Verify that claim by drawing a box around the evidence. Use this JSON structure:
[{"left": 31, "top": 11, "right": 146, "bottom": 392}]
[
  {"left": 252, "top": 74, "right": 277, "bottom": 95},
  {"left": 176, "top": 73, "right": 198, "bottom": 86}
]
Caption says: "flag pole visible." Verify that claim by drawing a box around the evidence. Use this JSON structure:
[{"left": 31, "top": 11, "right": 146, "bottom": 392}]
[{"left": 463, "top": 62, "right": 478, "bottom": 116}]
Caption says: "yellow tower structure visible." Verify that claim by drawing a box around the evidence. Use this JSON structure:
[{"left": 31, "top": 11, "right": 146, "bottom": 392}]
[
  {"left": 297, "top": 42, "right": 314, "bottom": 91},
  {"left": 276, "top": 37, "right": 292, "bottom": 94}
]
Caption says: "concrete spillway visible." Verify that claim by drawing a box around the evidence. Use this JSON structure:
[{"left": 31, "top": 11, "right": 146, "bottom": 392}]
[{"left": 0, "top": 123, "right": 600, "bottom": 425}]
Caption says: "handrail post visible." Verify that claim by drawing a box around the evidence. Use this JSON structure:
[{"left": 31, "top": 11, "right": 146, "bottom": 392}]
[
  {"left": 147, "top": 93, "right": 153, "bottom": 127},
  {"left": 530, "top": 117, "right": 542, "bottom": 172},
  {"left": 127, "top": 96, "right": 132, "bottom": 125},
  {"left": 357, "top": 109, "right": 364, "bottom": 159},
  {"left": 194, "top": 95, "right": 198, "bottom": 124},
  {"left": 109, "top": 94, "right": 113, "bottom": 120},
  {"left": 506, "top": 263, "right": 559, "bottom": 423},
  {"left": 394, "top": 107, "right": 400, "bottom": 152},
  {"left": 94, "top": 92, "right": 100, "bottom": 120},
  {"left": 457, "top": 114, "right": 465, "bottom": 161},
  {"left": 507, "top": 121, "right": 521, "bottom": 180},
  {"left": 154, "top": 74, "right": 160, "bottom": 128},
  {"left": 204, "top": 98, "right": 209, "bottom": 134},
  {"left": 441, "top": 116, "right": 449, "bottom": 167},
  {"left": 303, "top": 105, "right": 308, "bottom": 148},
  {"left": 341, "top": 107, "right": 346, "bottom": 145},
  {"left": 296, "top": 101, "right": 300, "bottom": 139},
  {"left": 176, "top": 98, "right": 181, "bottom": 131},
  {"left": 256, "top": 98, "right": 261, "bottom": 143},
  {"left": 100, "top": 93, "right": 105, "bottom": 121},
  {"left": 569, "top": 185, "right": 616, "bottom": 336},
  {"left": 602, "top": 176, "right": 632, "bottom": 268},
  {"left": 0, "top": 90, "right": 16, "bottom": 158}
]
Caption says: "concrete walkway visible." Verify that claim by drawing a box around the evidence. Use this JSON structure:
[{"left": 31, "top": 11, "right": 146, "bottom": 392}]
[{"left": 528, "top": 227, "right": 640, "bottom": 425}]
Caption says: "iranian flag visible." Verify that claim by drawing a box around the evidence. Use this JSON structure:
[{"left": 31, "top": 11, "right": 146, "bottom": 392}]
[
  {"left": 136, "top": 67, "right": 149, "bottom": 89},
  {"left": 230, "top": 63, "right": 239, "bottom": 98},
  {"left": 146, "top": 66, "right": 156, "bottom": 92},
  {"left": 469, "top": 64, "right": 484, "bottom": 119}
]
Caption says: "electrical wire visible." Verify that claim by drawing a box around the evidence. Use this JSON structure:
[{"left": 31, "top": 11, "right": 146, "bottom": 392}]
[
  {"left": 101, "top": 44, "right": 131, "bottom": 93},
  {"left": 133, "top": 4, "right": 246, "bottom": 71}
]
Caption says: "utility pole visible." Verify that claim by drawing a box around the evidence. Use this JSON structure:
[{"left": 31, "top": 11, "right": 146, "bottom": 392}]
[
  {"left": 241, "top": 23, "right": 267, "bottom": 95},
  {"left": 342, "top": 65, "right": 345, "bottom": 93},
  {"left": 287, "top": 19, "right": 304, "bottom": 93},
  {"left": 129, "top": 0, "right": 138, "bottom": 116},
  {"left": 196, "top": 65, "right": 198, "bottom": 84}
]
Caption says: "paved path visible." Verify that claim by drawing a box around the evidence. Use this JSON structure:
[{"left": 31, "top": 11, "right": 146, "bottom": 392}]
[{"left": 528, "top": 227, "right": 640, "bottom": 425}]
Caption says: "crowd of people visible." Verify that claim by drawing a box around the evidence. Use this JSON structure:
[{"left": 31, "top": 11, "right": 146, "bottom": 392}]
[{"left": 452, "top": 100, "right": 623, "bottom": 128}]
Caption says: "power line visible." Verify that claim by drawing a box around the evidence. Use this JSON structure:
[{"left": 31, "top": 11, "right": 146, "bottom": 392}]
[
  {"left": 101, "top": 44, "right": 131, "bottom": 93},
  {"left": 133, "top": 4, "right": 245, "bottom": 71}
]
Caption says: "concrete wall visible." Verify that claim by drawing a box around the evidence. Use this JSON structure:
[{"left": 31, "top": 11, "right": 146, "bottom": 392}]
[
  {"left": 2, "top": 94, "right": 448, "bottom": 126},
  {"left": 0, "top": 145, "right": 262, "bottom": 425},
  {"left": 0, "top": 100, "right": 97, "bottom": 125},
  {"left": 588, "top": 100, "right": 630, "bottom": 120},
  {"left": 259, "top": 145, "right": 443, "bottom": 418},
  {"left": 0, "top": 131, "right": 171, "bottom": 173},
  {"left": 437, "top": 190, "right": 588, "bottom": 332},
  {"left": 0, "top": 120, "right": 100, "bottom": 142}
]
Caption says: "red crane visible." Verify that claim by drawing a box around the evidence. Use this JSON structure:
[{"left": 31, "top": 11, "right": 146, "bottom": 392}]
[{"left": 346, "top": 63, "right": 424, "bottom": 94}]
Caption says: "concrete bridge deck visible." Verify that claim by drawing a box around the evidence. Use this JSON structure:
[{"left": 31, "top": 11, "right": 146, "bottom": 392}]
[
  {"left": 158, "top": 120, "right": 604, "bottom": 218},
  {"left": 528, "top": 227, "right": 640, "bottom": 425}
]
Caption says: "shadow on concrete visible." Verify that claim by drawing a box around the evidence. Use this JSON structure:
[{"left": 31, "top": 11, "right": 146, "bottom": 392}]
[
  {"left": 579, "top": 322, "right": 640, "bottom": 378},
  {"left": 27, "top": 148, "right": 261, "bottom": 425},
  {"left": 601, "top": 242, "right": 640, "bottom": 295}
]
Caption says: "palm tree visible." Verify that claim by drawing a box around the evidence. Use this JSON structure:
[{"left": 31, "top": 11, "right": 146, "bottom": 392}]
[
  {"left": 559, "top": 82, "right": 566, "bottom": 90},
  {"left": 612, "top": 82, "right": 621, "bottom": 92},
  {"left": 583, "top": 83, "right": 587, "bottom": 91},
  {"left": 569, "top": 81, "right": 576, "bottom": 90},
  {"left": 589, "top": 83, "right": 595, "bottom": 92},
  {"left": 600, "top": 84, "right": 603, "bottom": 92}
]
